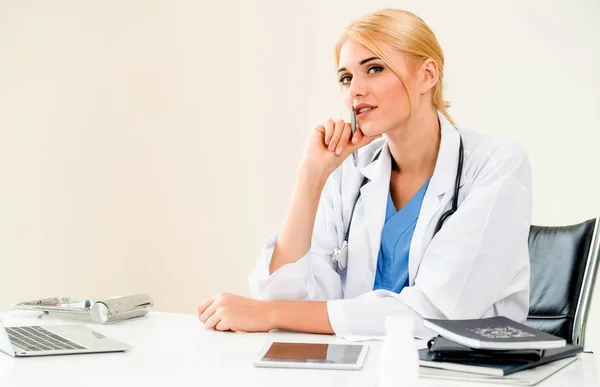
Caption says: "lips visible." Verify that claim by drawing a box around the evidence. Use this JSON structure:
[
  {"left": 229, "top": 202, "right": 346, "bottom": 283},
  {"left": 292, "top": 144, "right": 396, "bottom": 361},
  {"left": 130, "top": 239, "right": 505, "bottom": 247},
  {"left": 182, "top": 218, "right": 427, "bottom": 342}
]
[{"left": 354, "top": 103, "right": 377, "bottom": 117}]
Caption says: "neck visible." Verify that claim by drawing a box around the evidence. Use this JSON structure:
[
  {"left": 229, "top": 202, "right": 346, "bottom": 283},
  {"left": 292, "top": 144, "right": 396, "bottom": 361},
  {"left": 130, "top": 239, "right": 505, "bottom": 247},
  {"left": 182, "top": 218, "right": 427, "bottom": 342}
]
[{"left": 385, "top": 108, "right": 441, "bottom": 177}]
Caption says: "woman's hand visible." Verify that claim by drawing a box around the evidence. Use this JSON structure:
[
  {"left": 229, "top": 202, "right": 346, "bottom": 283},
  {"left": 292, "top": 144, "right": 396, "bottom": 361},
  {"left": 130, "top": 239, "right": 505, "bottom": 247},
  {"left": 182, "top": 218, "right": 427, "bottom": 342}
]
[
  {"left": 198, "top": 295, "right": 334, "bottom": 334},
  {"left": 301, "top": 118, "right": 381, "bottom": 178},
  {"left": 197, "top": 293, "right": 274, "bottom": 332}
]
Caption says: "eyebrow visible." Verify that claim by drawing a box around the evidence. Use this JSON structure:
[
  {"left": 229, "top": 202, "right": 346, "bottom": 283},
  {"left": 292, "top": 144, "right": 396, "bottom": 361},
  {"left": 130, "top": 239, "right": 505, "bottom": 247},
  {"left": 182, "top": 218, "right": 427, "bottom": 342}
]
[{"left": 337, "top": 57, "right": 381, "bottom": 73}]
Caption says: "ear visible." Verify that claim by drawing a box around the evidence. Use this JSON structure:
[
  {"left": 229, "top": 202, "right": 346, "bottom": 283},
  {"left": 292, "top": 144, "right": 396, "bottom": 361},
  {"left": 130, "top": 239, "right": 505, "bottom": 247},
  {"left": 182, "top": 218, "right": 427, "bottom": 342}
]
[{"left": 419, "top": 58, "right": 439, "bottom": 95}]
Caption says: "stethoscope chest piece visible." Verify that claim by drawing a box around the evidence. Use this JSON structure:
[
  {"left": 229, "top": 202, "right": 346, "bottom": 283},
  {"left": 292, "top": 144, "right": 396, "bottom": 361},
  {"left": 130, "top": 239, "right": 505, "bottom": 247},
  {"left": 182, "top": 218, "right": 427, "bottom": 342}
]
[{"left": 332, "top": 240, "right": 349, "bottom": 271}]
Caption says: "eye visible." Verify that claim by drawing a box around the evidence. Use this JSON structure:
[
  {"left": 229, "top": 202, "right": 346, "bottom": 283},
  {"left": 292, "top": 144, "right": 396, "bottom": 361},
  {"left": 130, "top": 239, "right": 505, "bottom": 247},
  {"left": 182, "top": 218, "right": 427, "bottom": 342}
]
[
  {"left": 338, "top": 74, "right": 351, "bottom": 86},
  {"left": 368, "top": 65, "right": 384, "bottom": 74}
]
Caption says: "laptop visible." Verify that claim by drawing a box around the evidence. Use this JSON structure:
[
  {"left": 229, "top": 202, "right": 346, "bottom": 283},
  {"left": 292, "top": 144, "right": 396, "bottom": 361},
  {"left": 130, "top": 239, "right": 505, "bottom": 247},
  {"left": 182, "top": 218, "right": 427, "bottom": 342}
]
[{"left": 0, "top": 317, "right": 132, "bottom": 357}]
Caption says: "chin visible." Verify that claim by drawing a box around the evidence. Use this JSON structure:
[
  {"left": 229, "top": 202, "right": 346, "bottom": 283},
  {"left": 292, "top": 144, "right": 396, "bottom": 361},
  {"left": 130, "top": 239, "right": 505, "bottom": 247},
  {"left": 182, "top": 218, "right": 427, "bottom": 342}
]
[{"left": 360, "top": 124, "right": 385, "bottom": 138}]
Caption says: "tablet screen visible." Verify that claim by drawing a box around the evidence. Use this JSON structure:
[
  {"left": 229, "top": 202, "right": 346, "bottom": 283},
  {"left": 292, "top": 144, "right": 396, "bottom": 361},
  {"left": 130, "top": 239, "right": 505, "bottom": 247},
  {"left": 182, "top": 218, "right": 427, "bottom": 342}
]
[{"left": 260, "top": 342, "right": 364, "bottom": 364}]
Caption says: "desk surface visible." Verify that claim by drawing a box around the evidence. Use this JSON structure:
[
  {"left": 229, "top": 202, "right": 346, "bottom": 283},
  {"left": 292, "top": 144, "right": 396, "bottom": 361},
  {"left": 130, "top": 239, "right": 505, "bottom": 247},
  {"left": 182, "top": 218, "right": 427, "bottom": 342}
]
[{"left": 0, "top": 311, "right": 598, "bottom": 387}]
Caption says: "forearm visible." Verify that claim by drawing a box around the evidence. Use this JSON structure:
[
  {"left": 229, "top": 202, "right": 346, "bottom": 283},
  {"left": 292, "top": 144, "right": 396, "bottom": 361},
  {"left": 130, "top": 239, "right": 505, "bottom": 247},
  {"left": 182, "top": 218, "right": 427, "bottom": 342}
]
[
  {"left": 269, "top": 165, "right": 329, "bottom": 274},
  {"left": 268, "top": 300, "right": 334, "bottom": 335}
]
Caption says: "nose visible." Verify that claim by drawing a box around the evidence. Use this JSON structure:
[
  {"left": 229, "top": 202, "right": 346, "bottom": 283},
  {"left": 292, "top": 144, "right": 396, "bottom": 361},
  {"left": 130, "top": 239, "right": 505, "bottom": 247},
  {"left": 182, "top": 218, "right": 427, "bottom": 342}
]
[{"left": 347, "top": 74, "right": 368, "bottom": 102}]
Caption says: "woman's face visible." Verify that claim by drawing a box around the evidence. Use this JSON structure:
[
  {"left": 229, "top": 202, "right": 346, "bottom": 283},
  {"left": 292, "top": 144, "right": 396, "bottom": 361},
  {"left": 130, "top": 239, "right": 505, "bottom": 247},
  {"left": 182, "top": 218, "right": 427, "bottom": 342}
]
[{"left": 337, "top": 39, "right": 422, "bottom": 137}]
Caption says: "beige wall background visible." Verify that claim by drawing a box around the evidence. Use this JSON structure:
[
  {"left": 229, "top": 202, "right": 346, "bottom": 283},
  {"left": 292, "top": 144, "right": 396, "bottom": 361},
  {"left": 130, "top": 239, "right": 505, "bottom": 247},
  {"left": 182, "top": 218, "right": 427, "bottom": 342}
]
[{"left": 1, "top": 0, "right": 599, "bottom": 351}]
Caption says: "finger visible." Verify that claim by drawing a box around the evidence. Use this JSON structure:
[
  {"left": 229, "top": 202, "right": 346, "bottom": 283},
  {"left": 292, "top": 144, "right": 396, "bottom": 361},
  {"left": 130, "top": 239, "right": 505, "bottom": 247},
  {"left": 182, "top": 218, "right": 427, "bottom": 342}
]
[
  {"left": 197, "top": 298, "right": 214, "bottom": 318},
  {"left": 329, "top": 119, "right": 345, "bottom": 152},
  {"left": 345, "top": 132, "right": 382, "bottom": 156},
  {"left": 324, "top": 119, "right": 335, "bottom": 146},
  {"left": 335, "top": 122, "right": 352, "bottom": 156},
  {"left": 351, "top": 127, "right": 364, "bottom": 144},
  {"left": 204, "top": 310, "right": 222, "bottom": 330},
  {"left": 199, "top": 300, "right": 219, "bottom": 324},
  {"left": 215, "top": 319, "right": 230, "bottom": 332}
]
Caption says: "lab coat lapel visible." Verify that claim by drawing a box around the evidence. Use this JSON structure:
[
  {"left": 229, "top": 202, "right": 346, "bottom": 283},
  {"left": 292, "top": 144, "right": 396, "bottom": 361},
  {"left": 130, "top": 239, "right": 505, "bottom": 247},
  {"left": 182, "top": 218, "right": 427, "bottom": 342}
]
[{"left": 408, "top": 113, "right": 462, "bottom": 284}]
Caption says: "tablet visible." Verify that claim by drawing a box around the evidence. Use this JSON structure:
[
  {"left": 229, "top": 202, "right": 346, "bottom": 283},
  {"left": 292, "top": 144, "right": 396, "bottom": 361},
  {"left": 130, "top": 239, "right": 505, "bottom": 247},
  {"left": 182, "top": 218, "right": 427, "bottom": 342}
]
[{"left": 253, "top": 341, "right": 369, "bottom": 370}]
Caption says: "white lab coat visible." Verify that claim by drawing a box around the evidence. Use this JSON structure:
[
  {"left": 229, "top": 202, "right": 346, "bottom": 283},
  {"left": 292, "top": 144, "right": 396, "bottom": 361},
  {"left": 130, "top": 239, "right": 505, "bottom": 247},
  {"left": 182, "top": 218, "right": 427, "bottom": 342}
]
[{"left": 249, "top": 112, "right": 533, "bottom": 340}]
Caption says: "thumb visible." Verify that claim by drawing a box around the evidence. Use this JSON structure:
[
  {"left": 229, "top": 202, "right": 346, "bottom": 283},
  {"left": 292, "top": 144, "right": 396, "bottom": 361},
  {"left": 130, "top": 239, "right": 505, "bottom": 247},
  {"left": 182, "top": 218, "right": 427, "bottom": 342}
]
[
  {"left": 345, "top": 133, "right": 382, "bottom": 156},
  {"left": 340, "top": 133, "right": 382, "bottom": 163}
]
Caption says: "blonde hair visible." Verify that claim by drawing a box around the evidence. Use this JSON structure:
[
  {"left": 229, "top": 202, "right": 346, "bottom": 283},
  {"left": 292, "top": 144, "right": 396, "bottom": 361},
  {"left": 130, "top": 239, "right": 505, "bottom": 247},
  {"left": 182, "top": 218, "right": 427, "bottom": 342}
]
[{"left": 335, "top": 8, "right": 454, "bottom": 125}]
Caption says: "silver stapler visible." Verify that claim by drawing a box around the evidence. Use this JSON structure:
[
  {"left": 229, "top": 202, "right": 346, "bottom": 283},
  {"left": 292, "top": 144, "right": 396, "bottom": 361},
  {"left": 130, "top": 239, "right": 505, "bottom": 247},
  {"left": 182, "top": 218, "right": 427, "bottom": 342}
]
[{"left": 11, "top": 294, "right": 154, "bottom": 324}]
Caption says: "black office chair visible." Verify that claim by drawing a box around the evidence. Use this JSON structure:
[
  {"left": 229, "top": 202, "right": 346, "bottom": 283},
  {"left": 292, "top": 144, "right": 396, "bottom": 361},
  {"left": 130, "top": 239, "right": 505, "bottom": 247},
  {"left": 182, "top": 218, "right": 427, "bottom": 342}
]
[{"left": 526, "top": 217, "right": 600, "bottom": 347}]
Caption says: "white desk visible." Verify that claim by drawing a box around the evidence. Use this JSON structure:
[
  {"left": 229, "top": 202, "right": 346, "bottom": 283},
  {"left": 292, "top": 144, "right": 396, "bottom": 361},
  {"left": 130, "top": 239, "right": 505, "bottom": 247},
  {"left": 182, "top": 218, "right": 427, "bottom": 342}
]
[{"left": 0, "top": 311, "right": 597, "bottom": 387}]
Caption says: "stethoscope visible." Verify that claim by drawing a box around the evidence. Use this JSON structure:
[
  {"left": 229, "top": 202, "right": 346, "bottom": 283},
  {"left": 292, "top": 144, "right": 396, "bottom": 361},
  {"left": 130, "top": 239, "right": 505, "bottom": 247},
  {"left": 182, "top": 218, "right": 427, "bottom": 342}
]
[{"left": 331, "top": 134, "right": 464, "bottom": 271}]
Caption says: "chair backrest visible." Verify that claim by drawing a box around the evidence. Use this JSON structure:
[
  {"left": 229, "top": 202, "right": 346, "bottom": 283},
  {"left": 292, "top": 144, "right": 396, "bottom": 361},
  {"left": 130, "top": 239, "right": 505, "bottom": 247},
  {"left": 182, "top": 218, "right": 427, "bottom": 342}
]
[{"left": 526, "top": 217, "right": 600, "bottom": 347}]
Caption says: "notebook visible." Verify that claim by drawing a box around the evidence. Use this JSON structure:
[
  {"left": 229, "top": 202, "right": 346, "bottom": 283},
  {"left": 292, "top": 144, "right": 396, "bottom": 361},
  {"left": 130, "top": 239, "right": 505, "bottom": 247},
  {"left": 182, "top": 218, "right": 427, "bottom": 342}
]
[
  {"left": 419, "top": 356, "right": 579, "bottom": 386},
  {"left": 427, "top": 336, "right": 545, "bottom": 363},
  {"left": 419, "top": 337, "right": 583, "bottom": 376},
  {"left": 422, "top": 316, "right": 566, "bottom": 350}
]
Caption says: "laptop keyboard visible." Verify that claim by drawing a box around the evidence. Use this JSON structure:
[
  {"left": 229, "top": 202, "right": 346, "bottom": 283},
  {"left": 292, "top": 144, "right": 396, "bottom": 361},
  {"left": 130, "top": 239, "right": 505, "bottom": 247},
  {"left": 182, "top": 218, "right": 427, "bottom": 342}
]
[{"left": 6, "top": 326, "right": 87, "bottom": 352}]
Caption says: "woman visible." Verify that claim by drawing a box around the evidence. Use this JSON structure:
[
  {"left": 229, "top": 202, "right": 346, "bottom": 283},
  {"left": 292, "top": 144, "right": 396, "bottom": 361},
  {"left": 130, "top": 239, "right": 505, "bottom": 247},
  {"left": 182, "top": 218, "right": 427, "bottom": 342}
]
[{"left": 197, "top": 8, "right": 532, "bottom": 339}]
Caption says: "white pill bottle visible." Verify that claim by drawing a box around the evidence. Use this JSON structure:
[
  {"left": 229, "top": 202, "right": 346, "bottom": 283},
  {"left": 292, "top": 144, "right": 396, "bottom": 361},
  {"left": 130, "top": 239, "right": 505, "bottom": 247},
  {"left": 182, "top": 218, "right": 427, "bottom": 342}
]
[{"left": 379, "top": 315, "right": 420, "bottom": 387}]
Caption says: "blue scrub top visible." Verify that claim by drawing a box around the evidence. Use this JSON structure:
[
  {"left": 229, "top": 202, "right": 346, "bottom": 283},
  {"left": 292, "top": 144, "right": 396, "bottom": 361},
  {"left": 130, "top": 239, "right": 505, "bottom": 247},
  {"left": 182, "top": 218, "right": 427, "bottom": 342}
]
[{"left": 373, "top": 178, "right": 431, "bottom": 293}]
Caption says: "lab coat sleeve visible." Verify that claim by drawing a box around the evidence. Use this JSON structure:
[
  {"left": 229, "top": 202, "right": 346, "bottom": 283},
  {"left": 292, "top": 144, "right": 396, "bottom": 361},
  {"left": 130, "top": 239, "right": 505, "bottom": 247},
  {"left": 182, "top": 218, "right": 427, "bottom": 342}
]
[
  {"left": 248, "top": 169, "right": 344, "bottom": 301},
  {"left": 327, "top": 143, "right": 533, "bottom": 339}
]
